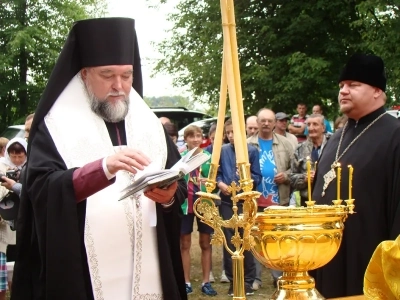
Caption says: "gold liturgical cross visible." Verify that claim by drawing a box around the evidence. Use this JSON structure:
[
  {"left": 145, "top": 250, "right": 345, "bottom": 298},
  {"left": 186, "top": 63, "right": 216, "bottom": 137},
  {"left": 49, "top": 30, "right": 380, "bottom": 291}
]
[{"left": 321, "top": 163, "right": 338, "bottom": 197}]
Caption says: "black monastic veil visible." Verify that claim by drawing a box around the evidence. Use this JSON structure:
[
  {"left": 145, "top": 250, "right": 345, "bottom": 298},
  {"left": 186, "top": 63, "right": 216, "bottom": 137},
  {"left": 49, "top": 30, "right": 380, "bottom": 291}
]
[{"left": 11, "top": 18, "right": 187, "bottom": 300}]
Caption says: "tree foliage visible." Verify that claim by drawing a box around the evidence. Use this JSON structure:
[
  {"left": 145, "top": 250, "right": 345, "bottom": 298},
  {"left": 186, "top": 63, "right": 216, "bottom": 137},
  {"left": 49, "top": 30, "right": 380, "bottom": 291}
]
[
  {"left": 155, "top": 0, "right": 399, "bottom": 119},
  {"left": 0, "top": 0, "right": 106, "bottom": 131},
  {"left": 354, "top": 0, "right": 400, "bottom": 101},
  {"left": 144, "top": 95, "right": 194, "bottom": 109}
]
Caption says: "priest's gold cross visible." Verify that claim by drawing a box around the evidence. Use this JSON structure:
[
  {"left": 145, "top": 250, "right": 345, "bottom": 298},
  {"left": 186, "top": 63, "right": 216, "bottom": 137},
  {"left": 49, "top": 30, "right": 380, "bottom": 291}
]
[{"left": 321, "top": 163, "right": 338, "bottom": 197}]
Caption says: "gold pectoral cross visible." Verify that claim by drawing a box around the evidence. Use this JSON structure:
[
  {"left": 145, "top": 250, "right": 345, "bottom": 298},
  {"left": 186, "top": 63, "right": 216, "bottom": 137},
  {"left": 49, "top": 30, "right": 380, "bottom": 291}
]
[{"left": 321, "top": 163, "right": 337, "bottom": 197}]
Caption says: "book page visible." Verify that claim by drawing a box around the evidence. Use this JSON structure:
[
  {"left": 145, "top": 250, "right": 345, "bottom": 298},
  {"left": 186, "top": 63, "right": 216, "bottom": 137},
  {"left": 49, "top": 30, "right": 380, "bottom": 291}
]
[
  {"left": 178, "top": 152, "right": 210, "bottom": 174},
  {"left": 119, "top": 147, "right": 209, "bottom": 200}
]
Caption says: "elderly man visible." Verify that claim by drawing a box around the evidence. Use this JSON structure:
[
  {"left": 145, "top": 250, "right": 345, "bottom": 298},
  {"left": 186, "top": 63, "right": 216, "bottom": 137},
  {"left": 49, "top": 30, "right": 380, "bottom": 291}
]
[
  {"left": 11, "top": 18, "right": 187, "bottom": 300},
  {"left": 311, "top": 104, "right": 333, "bottom": 133},
  {"left": 245, "top": 115, "right": 258, "bottom": 137},
  {"left": 247, "top": 109, "right": 293, "bottom": 207},
  {"left": 311, "top": 54, "right": 400, "bottom": 298},
  {"left": 304, "top": 104, "right": 333, "bottom": 135},
  {"left": 290, "top": 114, "right": 328, "bottom": 206},
  {"left": 247, "top": 108, "right": 293, "bottom": 289}
]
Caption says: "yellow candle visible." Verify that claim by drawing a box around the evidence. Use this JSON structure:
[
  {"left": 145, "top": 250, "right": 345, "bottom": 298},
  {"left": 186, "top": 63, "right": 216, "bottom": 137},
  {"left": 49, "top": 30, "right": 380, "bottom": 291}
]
[
  {"left": 337, "top": 163, "right": 341, "bottom": 200},
  {"left": 219, "top": 0, "right": 245, "bottom": 162},
  {"left": 226, "top": 0, "right": 248, "bottom": 163},
  {"left": 348, "top": 165, "right": 353, "bottom": 199},
  {"left": 306, "top": 156, "right": 312, "bottom": 202},
  {"left": 210, "top": 55, "right": 227, "bottom": 166}
]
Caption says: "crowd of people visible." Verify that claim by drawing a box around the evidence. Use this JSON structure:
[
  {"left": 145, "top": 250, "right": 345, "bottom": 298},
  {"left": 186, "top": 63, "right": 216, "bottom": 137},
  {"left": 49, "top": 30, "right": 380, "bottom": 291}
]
[
  {"left": 0, "top": 16, "right": 396, "bottom": 300},
  {"left": 162, "top": 53, "right": 400, "bottom": 299},
  {"left": 0, "top": 113, "right": 33, "bottom": 300}
]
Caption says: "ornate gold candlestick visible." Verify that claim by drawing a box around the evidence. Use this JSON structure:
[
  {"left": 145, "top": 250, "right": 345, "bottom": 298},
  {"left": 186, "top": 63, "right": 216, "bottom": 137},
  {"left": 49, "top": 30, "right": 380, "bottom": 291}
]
[
  {"left": 194, "top": 162, "right": 260, "bottom": 300},
  {"left": 193, "top": 0, "right": 261, "bottom": 297}
]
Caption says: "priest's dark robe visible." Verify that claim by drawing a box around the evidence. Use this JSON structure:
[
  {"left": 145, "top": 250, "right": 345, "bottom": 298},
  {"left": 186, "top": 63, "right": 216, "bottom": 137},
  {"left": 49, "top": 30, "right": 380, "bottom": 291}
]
[
  {"left": 11, "top": 120, "right": 188, "bottom": 300},
  {"left": 311, "top": 107, "right": 400, "bottom": 298}
]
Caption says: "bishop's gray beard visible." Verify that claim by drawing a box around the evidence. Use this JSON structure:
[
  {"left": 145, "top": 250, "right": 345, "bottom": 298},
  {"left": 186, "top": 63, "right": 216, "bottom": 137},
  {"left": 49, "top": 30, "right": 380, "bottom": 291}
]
[{"left": 85, "top": 84, "right": 130, "bottom": 123}]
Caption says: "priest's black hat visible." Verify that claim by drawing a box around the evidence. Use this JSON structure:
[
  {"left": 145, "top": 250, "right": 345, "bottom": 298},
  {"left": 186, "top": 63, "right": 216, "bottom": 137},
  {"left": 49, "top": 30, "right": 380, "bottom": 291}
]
[
  {"left": 29, "top": 17, "right": 143, "bottom": 146},
  {"left": 338, "top": 54, "right": 386, "bottom": 92}
]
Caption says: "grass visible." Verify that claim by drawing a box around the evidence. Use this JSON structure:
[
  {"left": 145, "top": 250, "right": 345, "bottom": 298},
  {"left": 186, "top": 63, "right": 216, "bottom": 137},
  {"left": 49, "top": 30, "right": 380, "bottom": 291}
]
[{"left": 188, "top": 229, "right": 276, "bottom": 299}]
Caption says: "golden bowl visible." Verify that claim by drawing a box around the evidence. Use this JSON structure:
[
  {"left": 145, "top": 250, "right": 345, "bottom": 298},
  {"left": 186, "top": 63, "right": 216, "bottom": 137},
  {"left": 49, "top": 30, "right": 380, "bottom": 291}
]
[{"left": 251, "top": 202, "right": 354, "bottom": 299}]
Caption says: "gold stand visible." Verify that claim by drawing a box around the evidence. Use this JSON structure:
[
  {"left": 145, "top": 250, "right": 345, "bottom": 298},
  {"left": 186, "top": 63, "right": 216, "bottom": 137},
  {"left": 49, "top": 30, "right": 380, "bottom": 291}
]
[
  {"left": 194, "top": 162, "right": 260, "bottom": 300},
  {"left": 272, "top": 271, "right": 324, "bottom": 299},
  {"left": 251, "top": 201, "right": 355, "bottom": 300},
  {"left": 232, "top": 256, "right": 245, "bottom": 300}
]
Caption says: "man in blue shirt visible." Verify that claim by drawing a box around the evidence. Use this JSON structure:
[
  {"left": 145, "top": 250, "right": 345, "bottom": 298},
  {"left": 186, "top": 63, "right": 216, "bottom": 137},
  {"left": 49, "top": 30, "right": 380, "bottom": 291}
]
[{"left": 247, "top": 108, "right": 294, "bottom": 290}]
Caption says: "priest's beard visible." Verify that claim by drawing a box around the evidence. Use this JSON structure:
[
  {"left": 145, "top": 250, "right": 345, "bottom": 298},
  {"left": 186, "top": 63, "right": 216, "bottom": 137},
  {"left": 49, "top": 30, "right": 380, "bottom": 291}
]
[{"left": 85, "top": 84, "right": 130, "bottom": 123}]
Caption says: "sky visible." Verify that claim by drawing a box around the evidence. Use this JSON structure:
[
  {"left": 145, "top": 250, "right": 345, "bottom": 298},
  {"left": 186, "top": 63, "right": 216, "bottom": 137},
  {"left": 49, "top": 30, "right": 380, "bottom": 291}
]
[{"left": 106, "top": 0, "right": 186, "bottom": 98}]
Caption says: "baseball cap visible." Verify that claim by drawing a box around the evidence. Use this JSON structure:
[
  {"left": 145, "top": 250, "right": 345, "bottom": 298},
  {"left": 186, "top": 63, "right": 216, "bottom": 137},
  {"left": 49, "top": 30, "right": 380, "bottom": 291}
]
[{"left": 276, "top": 112, "right": 290, "bottom": 120}]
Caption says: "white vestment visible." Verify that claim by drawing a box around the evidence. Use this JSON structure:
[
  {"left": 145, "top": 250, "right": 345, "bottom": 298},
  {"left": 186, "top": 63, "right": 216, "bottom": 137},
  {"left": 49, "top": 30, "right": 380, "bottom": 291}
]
[{"left": 45, "top": 75, "right": 167, "bottom": 300}]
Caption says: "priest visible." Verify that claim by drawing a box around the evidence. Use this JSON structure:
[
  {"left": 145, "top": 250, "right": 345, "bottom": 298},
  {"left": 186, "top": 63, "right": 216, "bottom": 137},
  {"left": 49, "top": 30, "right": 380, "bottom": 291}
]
[
  {"left": 311, "top": 53, "right": 400, "bottom": 298},
  {"left": 11, "top": 18, "right": 187, "bottom": 300}
]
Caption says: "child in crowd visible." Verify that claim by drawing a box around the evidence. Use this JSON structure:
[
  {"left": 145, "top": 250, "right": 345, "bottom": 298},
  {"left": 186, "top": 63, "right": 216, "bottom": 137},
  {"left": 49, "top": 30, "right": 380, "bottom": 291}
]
[{"left": 180, "top": 125, "right": 217, "bottom": 296}]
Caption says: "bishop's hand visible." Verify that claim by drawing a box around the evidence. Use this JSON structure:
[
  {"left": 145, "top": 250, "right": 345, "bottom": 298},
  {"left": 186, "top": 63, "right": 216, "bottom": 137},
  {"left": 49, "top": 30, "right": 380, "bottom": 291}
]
[
  {"left": 106, "top": 148, "right": 151, "bottom": 175},
  {"left": 145, "top": 181, "right": 178, "bottom": 204}
]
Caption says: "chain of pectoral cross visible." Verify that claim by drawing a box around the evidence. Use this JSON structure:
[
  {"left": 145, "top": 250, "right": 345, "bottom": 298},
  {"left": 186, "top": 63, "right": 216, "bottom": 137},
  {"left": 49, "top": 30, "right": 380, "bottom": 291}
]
[{"left": 321, "top": 111, "right": 387, "bottom": 196}]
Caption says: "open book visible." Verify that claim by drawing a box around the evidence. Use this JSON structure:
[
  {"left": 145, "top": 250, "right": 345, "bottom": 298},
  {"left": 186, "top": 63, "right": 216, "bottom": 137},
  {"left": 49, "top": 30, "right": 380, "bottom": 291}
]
[{"left": 119, "top": 147, "right": 210, "bottom": 201}]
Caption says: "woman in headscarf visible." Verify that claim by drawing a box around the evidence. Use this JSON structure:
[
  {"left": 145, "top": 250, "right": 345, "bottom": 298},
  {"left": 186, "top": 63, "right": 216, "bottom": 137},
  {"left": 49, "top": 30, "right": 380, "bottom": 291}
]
[
  {"left": 0, "top": 137, "right": 26, "bottom": 299},
  {"left": 0, "top": 137, "right": 27, "bottom": 200},
  {"left": 0, "top": 137, "right": 27, "bottom": 171},
  {"left": 0, "top": 137, "right": 28, "bottom": 223}
]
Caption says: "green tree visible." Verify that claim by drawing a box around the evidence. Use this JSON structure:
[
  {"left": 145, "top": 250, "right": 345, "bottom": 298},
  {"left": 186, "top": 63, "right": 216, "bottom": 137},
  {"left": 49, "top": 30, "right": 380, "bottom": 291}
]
[
  {"left": 155, "top": 0, "right": 370, "bottom": 120},
  {"left": 0, "top": 0, "right": 106, "bottom": 131},
  {"left": 354, "top": 0, "right": 400, "bottom": 105},
  {"left": 144, "top": 95, "right": 195, "bottom": 109}
]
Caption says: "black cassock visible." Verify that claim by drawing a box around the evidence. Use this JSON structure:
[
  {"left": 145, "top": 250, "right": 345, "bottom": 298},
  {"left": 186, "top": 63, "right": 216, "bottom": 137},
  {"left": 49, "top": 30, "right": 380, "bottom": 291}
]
[
  {"left": 311, "top": 107, "right": 400, "bottom": 298},
  {"left": 11, "top": 120, "right": 188, "bottom": 300}
]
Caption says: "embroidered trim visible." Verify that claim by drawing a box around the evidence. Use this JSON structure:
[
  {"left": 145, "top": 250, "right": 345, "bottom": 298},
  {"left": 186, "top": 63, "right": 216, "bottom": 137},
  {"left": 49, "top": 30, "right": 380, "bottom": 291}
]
[
  {"left": 132, "top": 197, "right": 163, "bottom": 299},
  {"left": 133, "top": 200, "right": 143, "bottom": 296},
  {"left": 364, "top": 287, "right": 388, "bottom": 299},
  {"left": 122, "top": 197, "right": 135, "bottom": 254},
  {"left": 85, "top": 220, "right": 104, "bottom": 300}
]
